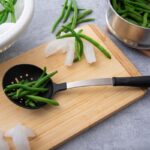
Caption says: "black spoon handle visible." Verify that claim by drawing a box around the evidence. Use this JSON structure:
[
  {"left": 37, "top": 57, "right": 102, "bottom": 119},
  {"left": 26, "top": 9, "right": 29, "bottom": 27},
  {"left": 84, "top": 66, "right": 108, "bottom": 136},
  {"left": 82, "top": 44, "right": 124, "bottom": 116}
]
[
  {"left": 53, "top": 83, "right": 67, "bottom": 94},
  {"left": 113, "top": 76, "right": 150, "bottom": 87}
]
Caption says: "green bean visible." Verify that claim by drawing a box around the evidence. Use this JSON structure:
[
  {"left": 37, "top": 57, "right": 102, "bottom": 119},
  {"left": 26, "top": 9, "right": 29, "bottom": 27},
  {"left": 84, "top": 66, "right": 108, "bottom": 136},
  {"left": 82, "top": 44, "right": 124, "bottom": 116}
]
[
  {"left": 78, "top": 29, "right": 83, "bottom": 33},
  {"left": 0, "top": 11, "right": 5, "bottom": 22},
  {"left": 71, "top": 0, "right": 78, "bottom": 29},
  {"left": 52, "top": 0, "right": 68, "bottom": 32},
  {"left": 15, "top": 80, "right": 27, "bottom": 97},
  {"left": 75, "top": 39, "right": 81, "bottom": 61},
  {"left": 11, "top": 11, "right": 16, "bottom": 22},
  {"left": 117, "top": 9, "right": 126, "bottom": 15},
  {"left": 25, "top": 99, "right": 36, "bottom": 108},
  {"left": 0, "top": 10, "right": 8, "bottom": 24},
  {"left": 13, "top": 0, "right": 17, "bottom": 5},
  {"left": 34, "top": 70, "right": 58, "bottom": 87},
  {"left": 78, "top": 33, "right": 84, "bottom": 58},
  {"left": 126, "top": 9, "right": 142, "bottom": 19},
  {"left": 63, "top": 0, "right": 72, "bottom": 23},
  {"left": 78, "top": 33, "right": 111, "bottom": 59},
  {"left": 77, "top": 10, "right": 93, "bottom": 20},
  {"left": 77, "top": 18, "right": 95, "bottom": 24},
  {"left": 7, "top": 0, "right": 16, "bottom": 22},
  {"left": 57, "top": 32, "right": 111, "bottom": 59},
  {"left": 56, "top": 23, "right": 71, "bottom": 36},
  {"left": 142, "top": 13, "right": 148, "bottom": 27},
  {"left": 8, "top": 92, "right": 16, "bottom": 97},
  {"left": 25, "top": 99, "right": 33, "bottom": 106},
  {"left": 29, "top": 80, "right": 49, "bottom": 97},
  {"left": 16, "top": 81, "right": 36, "bottom": 98},
  {"left": 0, "top": 10, "right": 5, "bottom": 19},
  {"left": 134, "top": 7, "right": 150, "bottom": 13},
  {"left": 125, "top": 18, "right": 139, "bottom": 25},
  {"left": 63, "top": 26, "right": 83, "bottom": 60},
  {"left": 26, "top": 95, "right": 59, "bottom": 106},
  {"left": 121, "top": 13, "right": 127, "bottom": 18},
  {"left": 56, "top": 16, "right": 94, "bottom": 36},
  {"left": 63, "top": 5, "right": 85, "bottom": 11},
  {"left": 57, "top": 33, "right": 74, "bottom": 38},
  {"left": 128, "top": 1, "right": 150, "bottom": 11},
  {"left": 28, "top": 101, "right": 36, "bottom": 108},
  {"left": 5, "top": 84, "right": 48, "bottom": 93},
  {"left": 112, "top": 0, "right": 118, "bottom": 10},
  {"left": 126, "top": 12, "right": 143, "bottom": 22},
  {"left": 39, "top": 67, "right": 47, "bottom": 79}
]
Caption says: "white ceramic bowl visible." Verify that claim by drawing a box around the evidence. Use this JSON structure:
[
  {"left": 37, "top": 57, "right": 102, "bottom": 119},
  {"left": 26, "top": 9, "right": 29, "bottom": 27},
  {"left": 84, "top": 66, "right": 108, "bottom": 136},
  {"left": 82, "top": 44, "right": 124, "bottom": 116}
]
[{"left": 0, "top": 0, "right": 34, "bottom": 52}]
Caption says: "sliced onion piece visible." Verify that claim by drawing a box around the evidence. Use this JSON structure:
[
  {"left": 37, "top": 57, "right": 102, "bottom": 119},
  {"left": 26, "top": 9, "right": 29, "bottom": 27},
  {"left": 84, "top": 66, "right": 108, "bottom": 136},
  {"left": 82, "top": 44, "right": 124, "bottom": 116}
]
[
  {"left": 45, "top": 39, "right": 69, "bottom": 57},
  {"left": 5, "top": 124, "right": 35, "bottom": 150},
  {"left": 83, "top": 41, "right": 96, "bottom": 64},
  {"left": 61, "top": 38, "right": 74, "bottom": 53},
  {"left": 65, "top": 38, "right": 75, "bottom": 66}
]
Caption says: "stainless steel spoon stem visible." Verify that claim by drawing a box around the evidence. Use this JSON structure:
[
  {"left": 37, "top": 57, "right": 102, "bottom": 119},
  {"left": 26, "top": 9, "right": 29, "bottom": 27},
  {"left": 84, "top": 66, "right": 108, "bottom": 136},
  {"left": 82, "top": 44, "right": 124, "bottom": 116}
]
[{"left": 67, "top": 78, "right": 113, "bottom": 89}]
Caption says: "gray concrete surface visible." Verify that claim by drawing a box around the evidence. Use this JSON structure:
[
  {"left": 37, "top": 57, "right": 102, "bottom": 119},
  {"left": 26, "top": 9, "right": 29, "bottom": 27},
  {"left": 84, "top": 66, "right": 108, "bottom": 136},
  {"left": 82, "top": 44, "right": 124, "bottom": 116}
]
[{"left": 1, "top": 0, "right": 150, "bottom": 150}]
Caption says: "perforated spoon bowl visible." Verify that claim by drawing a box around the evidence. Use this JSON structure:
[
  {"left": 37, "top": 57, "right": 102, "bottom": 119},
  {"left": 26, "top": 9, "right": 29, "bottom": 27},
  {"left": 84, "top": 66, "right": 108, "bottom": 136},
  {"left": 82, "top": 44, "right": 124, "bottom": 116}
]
[{"left": 3, "top": 64, "right": 150, "bottom": 109}]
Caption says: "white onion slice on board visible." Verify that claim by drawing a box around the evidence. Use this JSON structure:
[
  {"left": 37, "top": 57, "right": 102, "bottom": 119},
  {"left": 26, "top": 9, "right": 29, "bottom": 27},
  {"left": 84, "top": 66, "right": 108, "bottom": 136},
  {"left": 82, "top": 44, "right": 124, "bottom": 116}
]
[
  {"left": 5, "top": 124, "right": 35, "bottom": 150},
  {"left": 61, "top": 38, "right": 75, "bottom": 53},
  {"left": 45, "top": 38, "right": 76, "bottom": 56},
  {"left": 83, "top": 41, "right": 96, "bottom": 64},
  {"left": 0, "top": 130, "right": 9, "bottom": 150},
  {"left": 45, "top": 39, "right": 69, "bottom": 57},
  {"left": 65, "top": 38, "right": 75, "bottom": 66}
]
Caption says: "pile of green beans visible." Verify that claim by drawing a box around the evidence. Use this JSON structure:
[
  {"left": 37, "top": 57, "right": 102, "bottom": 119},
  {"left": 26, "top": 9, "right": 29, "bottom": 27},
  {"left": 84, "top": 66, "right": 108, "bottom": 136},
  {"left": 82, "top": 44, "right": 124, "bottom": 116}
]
[
  {"left": 57, "top": 26, "right": 111, "bottom": 61},
  {"left": 52, "top": 0, "right": 111, "bottom": 63},
  {"left": 52, "top": 0, "right": 95, "bottom": 35},
  {"left": 0, "top": 0, "right": 17, "bottom": 25},
  {"left": 111, "top": 0, "right": 150, "bottom": 28},
  {"left": 4, "top": 68, "right": 59, "bottom": 108}
]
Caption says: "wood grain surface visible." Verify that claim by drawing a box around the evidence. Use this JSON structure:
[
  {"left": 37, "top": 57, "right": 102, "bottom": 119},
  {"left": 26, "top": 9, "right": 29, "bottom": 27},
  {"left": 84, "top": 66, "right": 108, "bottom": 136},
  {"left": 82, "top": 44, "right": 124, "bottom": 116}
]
[{"left": 0, "top": 24, "right": 146, "bottom": 150}]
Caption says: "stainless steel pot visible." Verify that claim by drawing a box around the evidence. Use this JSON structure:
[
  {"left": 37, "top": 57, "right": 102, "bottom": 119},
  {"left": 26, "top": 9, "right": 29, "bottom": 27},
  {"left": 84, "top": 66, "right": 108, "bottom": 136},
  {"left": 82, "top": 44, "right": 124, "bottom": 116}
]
[{"left": 106, "top": 0, "right": 150, "bottom": 50}]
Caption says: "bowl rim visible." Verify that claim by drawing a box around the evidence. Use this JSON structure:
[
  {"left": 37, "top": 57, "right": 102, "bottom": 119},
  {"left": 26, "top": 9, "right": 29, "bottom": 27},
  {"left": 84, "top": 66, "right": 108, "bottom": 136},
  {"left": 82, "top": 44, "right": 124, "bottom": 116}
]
[
  {"left": 108, "top": 0, "right": 150, "bottom": 30},
  {"left": 0, "top": 0, "right": 34, "bottom": 50}
]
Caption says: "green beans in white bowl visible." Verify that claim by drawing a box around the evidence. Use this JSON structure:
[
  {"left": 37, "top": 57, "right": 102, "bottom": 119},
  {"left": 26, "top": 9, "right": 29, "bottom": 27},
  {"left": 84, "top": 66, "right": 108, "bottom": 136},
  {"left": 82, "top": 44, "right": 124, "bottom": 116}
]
[
  {"left": 0, "top": 0, "right": 34, "bottom": 52},
  {"left": 106, "top": 0, "right": 150, "bottom": 50}
]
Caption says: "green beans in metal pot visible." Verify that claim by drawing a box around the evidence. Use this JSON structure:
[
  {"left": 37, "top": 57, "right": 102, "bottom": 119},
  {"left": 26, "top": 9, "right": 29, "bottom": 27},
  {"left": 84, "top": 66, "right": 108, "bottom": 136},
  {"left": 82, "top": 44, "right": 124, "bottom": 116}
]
[{"left": 111, "top": 0, "right": 150, "bottom": 28}]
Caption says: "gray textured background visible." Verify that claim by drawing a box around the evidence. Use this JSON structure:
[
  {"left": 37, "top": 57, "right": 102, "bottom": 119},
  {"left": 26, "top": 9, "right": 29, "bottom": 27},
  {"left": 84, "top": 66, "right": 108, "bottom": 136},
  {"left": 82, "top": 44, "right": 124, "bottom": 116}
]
[{"left": 1, "top": 0, "right": 150, "bottom": 150}]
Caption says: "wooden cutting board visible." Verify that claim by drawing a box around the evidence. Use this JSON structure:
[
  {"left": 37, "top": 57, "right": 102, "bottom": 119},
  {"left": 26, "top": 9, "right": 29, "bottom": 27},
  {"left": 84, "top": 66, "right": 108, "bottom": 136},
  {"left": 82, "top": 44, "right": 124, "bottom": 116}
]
[{"left": 0, "top": 24, "right": 147, "bottom": 150}]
